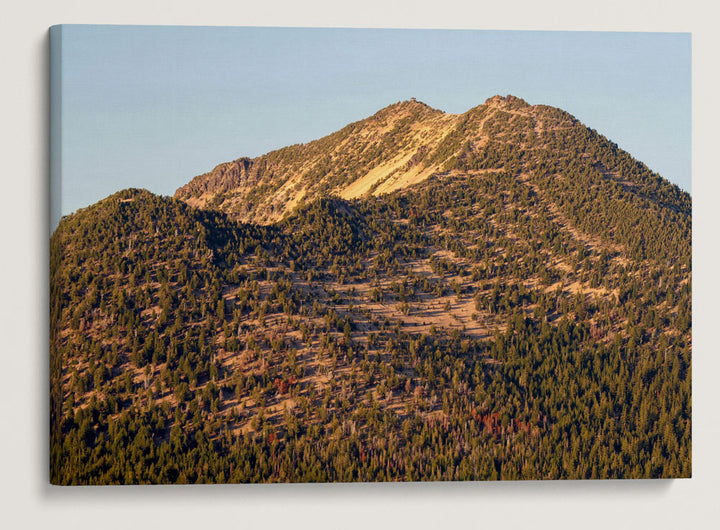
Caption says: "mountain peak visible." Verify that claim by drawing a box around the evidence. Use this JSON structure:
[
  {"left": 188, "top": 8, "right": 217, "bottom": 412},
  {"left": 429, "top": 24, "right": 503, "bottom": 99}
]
[
  {"left": 373, "top": 98, "right": 444, "bottom": 118},
  {"left": 484, "top": 94, "right": 531, "bottom": 110}
]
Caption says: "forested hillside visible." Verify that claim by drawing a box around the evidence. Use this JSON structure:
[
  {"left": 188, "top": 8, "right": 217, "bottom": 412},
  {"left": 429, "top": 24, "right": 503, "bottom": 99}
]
[{"left": 51, "top": 96, "right": 691, "bottom": 484}]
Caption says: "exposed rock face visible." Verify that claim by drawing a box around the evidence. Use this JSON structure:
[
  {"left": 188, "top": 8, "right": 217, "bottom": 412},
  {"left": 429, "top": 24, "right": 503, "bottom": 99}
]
[{"left": 173, "top": 96, "right": 547, "bottom": 223}]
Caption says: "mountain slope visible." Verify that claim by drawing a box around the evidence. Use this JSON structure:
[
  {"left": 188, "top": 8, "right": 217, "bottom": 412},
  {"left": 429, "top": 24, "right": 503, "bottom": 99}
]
[{"left": 51, "top": 97, "right": 691, "bottom": 484}]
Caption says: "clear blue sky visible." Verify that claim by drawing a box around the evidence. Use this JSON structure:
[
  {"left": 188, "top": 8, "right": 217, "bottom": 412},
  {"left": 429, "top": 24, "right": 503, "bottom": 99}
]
[{"left": 54, "top": 25, "right": 691, "bottom": 224}]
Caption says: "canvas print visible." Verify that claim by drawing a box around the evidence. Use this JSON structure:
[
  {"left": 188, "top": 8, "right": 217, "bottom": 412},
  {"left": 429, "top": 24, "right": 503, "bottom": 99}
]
[{"left": 49, "top": 25, "right": 691, "bottom": 484}]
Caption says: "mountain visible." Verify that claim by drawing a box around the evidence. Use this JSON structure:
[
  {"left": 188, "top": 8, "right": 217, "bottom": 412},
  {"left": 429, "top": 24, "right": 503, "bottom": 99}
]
[
  {"left": 50, "top": 96, "right": 691, "bottom": 484},
  {"left": 175, "top": 95, "right": 689, "bottom": 232},
  {"left": 174, "top": 98, "right": 454, "bottom": 224}
]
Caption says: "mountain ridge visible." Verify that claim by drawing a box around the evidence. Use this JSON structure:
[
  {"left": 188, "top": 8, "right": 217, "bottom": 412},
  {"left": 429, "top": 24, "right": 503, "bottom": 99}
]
[{"left": 174, "top": 95, "right": 688, "bottom": 228}]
